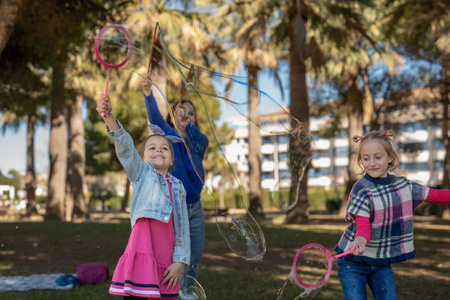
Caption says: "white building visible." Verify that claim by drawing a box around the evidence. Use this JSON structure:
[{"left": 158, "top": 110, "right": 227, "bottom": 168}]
[{"left": 223, "top": 96, "right": 447, "bottom": 190}]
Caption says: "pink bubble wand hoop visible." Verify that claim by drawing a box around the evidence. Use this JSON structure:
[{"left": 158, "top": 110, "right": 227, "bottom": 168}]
[
  {"left": 292, "top": 243, "right": 356, "bottom": 290},
  {"left": 94, "top": 24, "right": 132, "bottom": 116}
]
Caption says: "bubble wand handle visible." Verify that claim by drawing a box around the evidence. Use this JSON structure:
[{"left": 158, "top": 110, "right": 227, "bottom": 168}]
[
  {"left": 100, "top": 68, "right": 112, "bottom": 117},
  {"left": 332, "top": 249, "right": 356, "bottom": 260}
]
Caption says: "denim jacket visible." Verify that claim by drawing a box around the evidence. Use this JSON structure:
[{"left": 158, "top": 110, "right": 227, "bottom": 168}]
[{"left": 107, "top": 121, "right": 190, "bottom": 265}]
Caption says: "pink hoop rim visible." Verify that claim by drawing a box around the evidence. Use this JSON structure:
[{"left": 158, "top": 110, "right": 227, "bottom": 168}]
[
  {"left": 292, "top": 243, "right": 333, "bottom": 289},
  {"left": 94, "top": 24, "right": 132, "bottom": 69}
]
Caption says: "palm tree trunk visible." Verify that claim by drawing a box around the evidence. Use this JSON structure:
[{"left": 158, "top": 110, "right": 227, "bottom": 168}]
[
  {"left": 66, "top": 109, "right": 73, "bottom": 221},
  {"left": 362, "top": 69, "right": 373, "bottom": 126},
  {"left": 247, "top": 64, "right": 264, "bottom": 218},
  {"left": 120, "top": 178, "right": 130, "bottom": 212},
  {"left": 0, "top": 0, "right": 27, "bottom": 58},
  {"left": 69, "top": 94, "right": 88, "bottom": 221},
  {"left": 45, "top": 63, "right": 67, "bottom": 221},
  {"left": 25, "top": 115, "right": 38, "bottom": 216},
  {"left": 438, "top": 62, "right": 450, "bottom": 219},
  {"left": 340, "top": 76, "right": 364, "bottom": 217},
  {"left": 286, "top": 0, "right": 311, "bottom": 224}
]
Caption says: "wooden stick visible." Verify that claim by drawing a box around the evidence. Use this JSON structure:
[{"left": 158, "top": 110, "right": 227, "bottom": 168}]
[
  {"left": 147, "top": 22, "right": 159, "bottom": 74},
  {"left": 178, "top": 65, "right": 194, "bottom": 106}
]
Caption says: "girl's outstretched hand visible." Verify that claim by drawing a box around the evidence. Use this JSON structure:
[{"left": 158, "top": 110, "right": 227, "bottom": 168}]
[
  {"left": 142, "top": 74, "right": 153, "bottom": 96},
  {"left": 347, "top": 236, "right": 367, "bottom": 255},
  {"left": 174, "top": 105, "right": 189, "bottom": 129},
  {"left": 161, "top": 262, "right": 184, "bottom": 290},
  {"left": 96, "top": 93, "right": 112, "bottom": 116}
]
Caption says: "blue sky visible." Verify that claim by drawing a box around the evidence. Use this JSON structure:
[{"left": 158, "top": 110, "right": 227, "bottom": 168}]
[{"left": 0, "top": 123, "right": 49, "bottom": 175}]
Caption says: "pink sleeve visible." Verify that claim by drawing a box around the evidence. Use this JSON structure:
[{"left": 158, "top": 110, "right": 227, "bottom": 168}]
[
  {"left": 355, "top": 215, "right": 371, "bottom": 243},
  {"left": 425, "top": 189, "right": 450, "bottom": 203}
]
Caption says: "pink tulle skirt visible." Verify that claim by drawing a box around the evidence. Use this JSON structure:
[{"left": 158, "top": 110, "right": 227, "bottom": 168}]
[{"left": 109, "top": 216, "right": 178, "bottom": 300}]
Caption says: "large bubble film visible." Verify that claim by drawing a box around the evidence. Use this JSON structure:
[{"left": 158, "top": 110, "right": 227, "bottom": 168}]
[
  {"left": 277, "top": 245, "right": 332, "bottom": 299},
  {"left": 180, "top": 275, "right": 207, "bottom": 300},
  {"left": 155, "top": 23, "right": 269, "bottom": 261},
  {"left": 294, "top": 246, "right": 330, "bottom": 289},
  {"left": 95, "top": 23, "right": 312, "bottom": 262},
  {"left": 95, "top": 25, "right": 134, "bottom": 68},
  {"left": 276, "top": 270, "right": 322, "bottom": 300}
]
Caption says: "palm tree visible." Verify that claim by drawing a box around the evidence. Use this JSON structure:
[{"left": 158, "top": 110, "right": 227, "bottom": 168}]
[
  {"left": 0, "top": 0, "right": 27, "bottom": 58},
  {"left": 278, "top": 1, "right": 391, "bottom": 219},
  {"left": 307, "top": 1, "right": 405, "bottom": 216},
  {"left": 284, "top": 0, "right": 312, "bottom": 223},
  {"left": 0, "top": 58, "right": 48, "bottom": 217},
  {"left": 125, "top": 0, "right": 220, "bottom": 118},
  {"left": 383, "top": 0, "right": 450, "bottom": 218},
  {"left": 211, "top": 0, "right": 282, "bottom": 218}
]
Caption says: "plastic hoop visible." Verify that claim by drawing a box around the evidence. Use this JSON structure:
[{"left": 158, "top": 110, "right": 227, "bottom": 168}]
[
  {"left": 292, "top": 243, "right": 333, "bottom": 289},
  {"left": 94, "top": 24, "right": 132, "bottom": 69}
]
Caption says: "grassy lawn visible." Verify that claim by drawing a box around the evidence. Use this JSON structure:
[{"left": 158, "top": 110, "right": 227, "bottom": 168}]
[{"left": 0, "top": 213, "right": 449, "bottom": 299}]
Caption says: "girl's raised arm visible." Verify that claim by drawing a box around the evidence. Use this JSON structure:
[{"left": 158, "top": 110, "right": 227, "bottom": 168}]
[
  {"left": 142, "top": 74, "right": 176, "bottom": 135},
  {"left": 97, "top": 94, "right": 118, "bottom": 131}
]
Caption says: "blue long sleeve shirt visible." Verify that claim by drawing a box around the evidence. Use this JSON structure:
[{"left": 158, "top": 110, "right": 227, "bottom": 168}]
[{"left": 144, "top": 93, "right": 209, "bottom": 205}]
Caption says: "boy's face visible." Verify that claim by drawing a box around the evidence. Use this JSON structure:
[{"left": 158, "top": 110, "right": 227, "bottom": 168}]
[
  {"left": 143, "top": 136, "right": 173, "bottom": 175},
  {"left": 360, "top": 140, "right": 393, "bottom": 178}
]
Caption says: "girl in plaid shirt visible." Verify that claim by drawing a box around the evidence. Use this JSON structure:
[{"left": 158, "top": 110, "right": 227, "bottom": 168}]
[{"left": 335, "top": 130, "right": 450, "bottom": 300}]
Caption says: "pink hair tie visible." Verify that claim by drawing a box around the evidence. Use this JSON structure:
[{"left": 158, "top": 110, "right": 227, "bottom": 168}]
[
  {"left": 383, "top": 131, "right": 387, "bottom": 136},
  {"left": 359, "top": 136, "right": 364, "bottom": 140}
]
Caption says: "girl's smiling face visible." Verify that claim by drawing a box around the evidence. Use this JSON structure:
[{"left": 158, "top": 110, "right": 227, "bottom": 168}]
[
  {"left": 143, "top": 135, "right": 173, "bottom": 175},
  {"left": 360, "top": 140, "right": 393, "bottom": 178}
]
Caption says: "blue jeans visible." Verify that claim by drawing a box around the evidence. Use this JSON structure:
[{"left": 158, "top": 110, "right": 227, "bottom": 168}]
[
  {"left": 181, "top": 201, "right": 205, "bottom": 290},
  {"left": 338, "top": 259, "right": 397, "bottom": 300}
]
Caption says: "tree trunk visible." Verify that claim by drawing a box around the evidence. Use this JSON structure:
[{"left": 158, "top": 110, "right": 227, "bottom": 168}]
[
  {"left": 65, "top": 107, "right": 73, "bottom": 221},
  {"left": 0, "top": 0, "right": 27, "bottom": 58},
  {"left": 25, "top": 115, "right": 38, "bottom": 216},
  {"left": 69, "top": 94, "right": 88, "bottom": 221},
  {"left": 362, "top": 69, "right": 373, "bottom": 126},
  {"left": 120, "top": 178, "right": 130, "bottom": 212},
  {"left": 340, "top": 77, "right": 364, "bottom": 217},
  {"left": 247, "top": 64, "right": 264, "bottom": 218},
  {"left": 438, "top": 62, "right": 450, "bottom": 219},
  {"left": 286, "top": 0, "right": 311, "bottom": 224},
  {"left": 45, "top": 63, "right": 67, "bottom": 221}
]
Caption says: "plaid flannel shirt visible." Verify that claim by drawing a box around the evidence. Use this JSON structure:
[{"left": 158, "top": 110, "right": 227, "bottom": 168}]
[{"left": 335, "top": 173, "right": 430, "bottom": 266}]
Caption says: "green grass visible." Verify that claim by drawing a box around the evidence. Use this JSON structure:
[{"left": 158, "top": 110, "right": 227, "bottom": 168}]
[
  {"left": 0, "top": 215, "right": 449, "bottom": 299},
  {"left": 200, "top": 188, "right": 345, "bottom": 211}
]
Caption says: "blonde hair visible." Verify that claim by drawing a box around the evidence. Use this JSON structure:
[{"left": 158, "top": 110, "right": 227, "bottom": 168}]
[{"left": 352, "top": 130, "right": 399, "bottom": 175}]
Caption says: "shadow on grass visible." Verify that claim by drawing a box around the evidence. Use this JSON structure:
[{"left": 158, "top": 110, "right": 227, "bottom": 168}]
[{"left": 0, "top": 216, "right": 449, "bottom": 299}]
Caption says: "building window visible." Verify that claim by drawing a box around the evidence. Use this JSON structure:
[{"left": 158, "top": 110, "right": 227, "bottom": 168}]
[
  {"left": 312, "top": 150, "right": 329, "bottom": 159},
  {"left": 262, "top": 136, "right": 272, "bottom": 145},
  {"left": 400, "top": 162, "right": 429, "bottom": 171},
  {"left": 399, "top": 122, "right": 427, "bottom": 132},
  {"left": 279, "top": 169, "right": 291, "bottom": 179},
  {"left": 435, "top": 139, "right": 445, "bottom": 149},
  {"left": 434, "top": 160, "right": 444, "bottom": 171},
  {"left": 278, "top": 135, "right": 290, "bottom": 144},
  {"left": 308, "top": 167, "right": 330, "bottom": 178},
  {"left": 334, "top": 146, "right": 348, "bottom": 157},
  {"left": 398, "top": 142, "right": 428, "bottom": 153},
  {"left": 333, "top": 166, "right": 347, "bottom": 175},
  {"left": 263, "top": 154, "right": 274, "bottom": 162},
  {"left": 278, "top": 152, "right": 289, "bottom": 162},
  {"left": 262, "top": 171, "right": 274, "bottom": 179},
  {"left": 336, "top": 129, "right": 349, "bottom": 138}
]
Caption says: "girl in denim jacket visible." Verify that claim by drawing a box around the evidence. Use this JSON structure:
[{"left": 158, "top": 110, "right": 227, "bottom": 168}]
[
  {"left": 142, "top": 74, "right": 209, "bottom": 291},
  {"left": 97, "top": 94, "right": 190, "bottom": 300}
]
